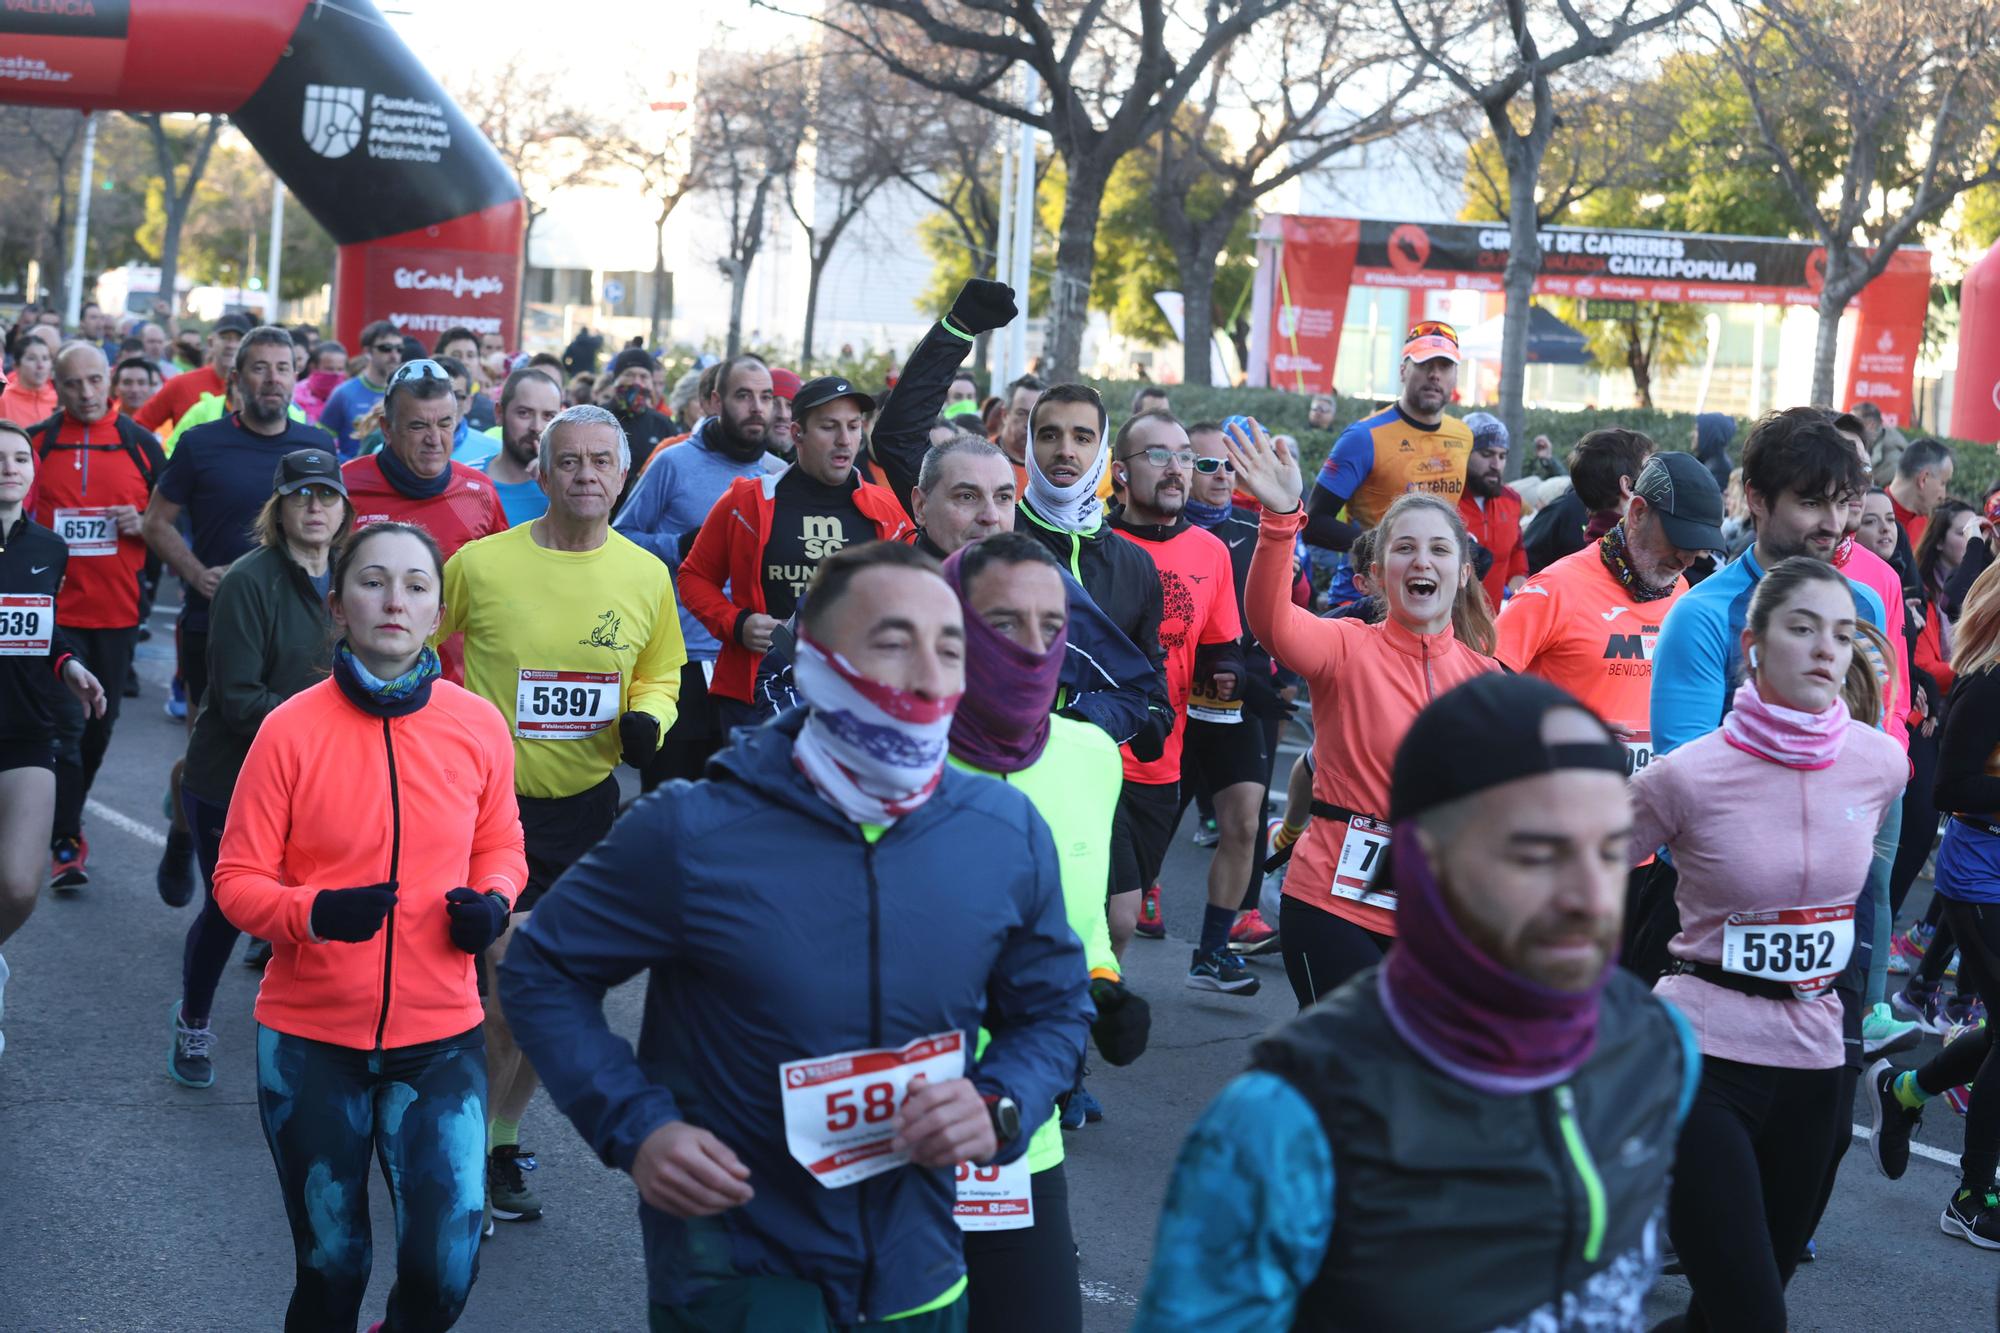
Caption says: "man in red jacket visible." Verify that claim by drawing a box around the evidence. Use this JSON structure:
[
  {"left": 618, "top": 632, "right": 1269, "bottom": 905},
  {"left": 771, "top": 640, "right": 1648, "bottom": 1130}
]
[
  {"left": 678, "top": 375, "right": 912, "bottom": 734},
  {"left": 1458, "top": 412, "right": 1526, "bottom": 608}
]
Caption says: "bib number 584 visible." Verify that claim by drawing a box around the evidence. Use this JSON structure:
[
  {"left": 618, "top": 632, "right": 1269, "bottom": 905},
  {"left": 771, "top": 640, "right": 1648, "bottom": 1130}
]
[{"left": 825, "top": 1082, "right": 899, "bottom": 1131}]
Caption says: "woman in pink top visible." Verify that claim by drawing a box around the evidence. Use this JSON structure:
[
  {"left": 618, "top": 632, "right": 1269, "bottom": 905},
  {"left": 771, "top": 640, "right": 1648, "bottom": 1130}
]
[
  {"left": 1629, "top": 556, "right": 1905, "bottom": 1333},
  {"left": 0, "top": 336, "right": 58, "bottom": 426},
  {"left": 1224, "top": 419, "right": 1498, "bottom": 1010}
]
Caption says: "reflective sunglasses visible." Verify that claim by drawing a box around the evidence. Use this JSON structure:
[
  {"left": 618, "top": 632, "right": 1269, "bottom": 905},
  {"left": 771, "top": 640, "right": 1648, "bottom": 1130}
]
[
  {"left": 1191, "top": 456, "right": 1234, "bottom": 474},
  {"left": 388, "top": 358, "right": 449, "bottom": 388},
  {"left": 1407, "top": 319, "right": 1459, "bottom": 343}
]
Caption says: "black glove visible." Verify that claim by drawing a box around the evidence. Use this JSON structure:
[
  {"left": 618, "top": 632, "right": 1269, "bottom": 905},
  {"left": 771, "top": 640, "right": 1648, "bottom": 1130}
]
[
  {"left": 618, "top": 710, "right": 660, "bottom": 768},
  {"left": 443, "top": 887, "right": 511, "bottom": 955},
  {"left": 675, "top": 525, "right": 701, "bottom": 562},
  {"left": 1089, "top": 978, "right": 1151, "bottom": 1067},
  {"left": 947, "top": 279, "right": 1018, "bottom": 337},
  {"left": 310, "top": 881, "right": 398, "bottom": 943}
]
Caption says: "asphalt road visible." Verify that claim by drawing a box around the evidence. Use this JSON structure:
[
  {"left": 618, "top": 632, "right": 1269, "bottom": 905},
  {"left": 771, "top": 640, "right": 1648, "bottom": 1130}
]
[{"left": 1, "top": 613, "right": 1994, "bottom": 1330}]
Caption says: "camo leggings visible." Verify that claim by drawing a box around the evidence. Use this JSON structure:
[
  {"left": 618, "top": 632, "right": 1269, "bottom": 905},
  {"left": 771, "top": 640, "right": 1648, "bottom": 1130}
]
[{"left": 255, "top": 1024, "right": 488, "bottom": 1332}]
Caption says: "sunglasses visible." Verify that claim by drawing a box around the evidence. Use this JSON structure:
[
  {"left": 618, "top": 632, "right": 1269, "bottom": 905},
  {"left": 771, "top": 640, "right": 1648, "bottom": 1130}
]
[
  {"left": 1191, "top": 456, "right": 1234, "bottom": 474},
  {"left": 1407, "top": 319, "right": 1459, "bottom": 341},
  {"left": 388, "top": 358, "right": 448, "bottom": 388},
  {"left": 283, "top": 485, "right": 344, "bottom": 506},
  {"left": 372, "top": 343, "right": 405, "bottom": 356}
]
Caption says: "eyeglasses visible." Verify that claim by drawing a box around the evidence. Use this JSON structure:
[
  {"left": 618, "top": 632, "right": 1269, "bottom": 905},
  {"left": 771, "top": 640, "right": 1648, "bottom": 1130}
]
[
  {"left": 1191, "top": 456, "right": 1234, "bottom": 475},
  {"left": 283, "top": 485, "right": 343, "bottom": 507},
  {"left": 1407, "top": 319, "right": 1459, "bottom": 343},
  {"left": 372, "top": 343, "right": 405, "bottom": 356},
  {"left": 388, "top": 358, "right": 448, "bottom": 388},
  {"left": 1121, "top": 447, "right": 1195, "bottom": 469}
]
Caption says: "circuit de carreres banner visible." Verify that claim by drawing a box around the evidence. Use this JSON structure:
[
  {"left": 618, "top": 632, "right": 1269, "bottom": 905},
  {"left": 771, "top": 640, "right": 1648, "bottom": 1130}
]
[{"left": 1258, "top": 216, "right": 1930, "bottom": 427}]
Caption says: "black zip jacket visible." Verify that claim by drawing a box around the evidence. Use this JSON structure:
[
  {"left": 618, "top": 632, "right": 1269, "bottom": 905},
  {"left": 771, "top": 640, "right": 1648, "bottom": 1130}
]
[
  {"left": 1936, "top": 666, "right": 2000, "bottom": 817},
  {"left": 873, "top": 318, "right": 1174, "bottom": 759},
  {"left": 0, "top": 515, "right": 75, "bottom": 743}
]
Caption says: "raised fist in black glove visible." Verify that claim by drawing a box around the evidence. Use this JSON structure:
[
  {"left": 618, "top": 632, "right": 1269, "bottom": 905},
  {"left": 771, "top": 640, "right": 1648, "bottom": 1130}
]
[
  {"left": 619, "top": 710, "right": 661, "bottom": 768},
  {"left": 310, "top": 881, "right": 398, "bottom": 943},
  {"left": 947, "top": 279, "right": 1018, "bottom": 338},
  {"left": 443, "top": 887, "right": 511, "bottom": 955},
  {"left": 1089, "top": 977, "right": 1151, "bottom": 1067}
]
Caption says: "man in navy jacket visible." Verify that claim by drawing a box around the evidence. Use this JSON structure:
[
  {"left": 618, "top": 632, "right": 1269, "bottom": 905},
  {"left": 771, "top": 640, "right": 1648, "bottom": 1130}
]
[{"left": 500, "top": 541, "right": 1091, "bottom": 1330}]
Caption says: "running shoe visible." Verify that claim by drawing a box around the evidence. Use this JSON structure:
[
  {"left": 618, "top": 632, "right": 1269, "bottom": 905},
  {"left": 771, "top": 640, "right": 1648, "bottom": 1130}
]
[
  {"left": 1228, "top": 908, "right": 1281, "bottom": 956},
  {"left": 1134, "top": 884, "right": 1166, "bottom": 940},
  {"left": 1888, "top": 923, "right": 1933, "bottom": 976},
  {"left": 169, "top": 1002, "right": 215, "bottom": 1089},
  {"left": 1799, "top": 1238, "right": 1816, "bottom": 1263},
  {"left": 1191, "top": 817, "right": 1219, "bottom": 848},
  {"left": 1942, "top": 1187, "right": 2000, "bottom": 1249},
  {"left": 1862, "top": 1003, "right": 1924, "bottom": 1058},
  {"left": 1940, "top": 992, "right": 1984, "bottom": 1033},
  {"left": 242, "top": 938, "right": 273, "bottom": 970},
  {"left": 49, "top": 836, "right": 88, "bottom": 892},
  {"left": 163, "top": 676, "right": 186, "bottom": 720},
  {"left": 487, "top": 1146, "right": 544, "bottom": 1222},
  {"left": 1059, "top": 1093, "right": 1087, "bottom": 1131},
  {"left": 1075, "top": 1085, "right": 1104, "bottom": 1124},
  {"left": 1868, "top": 1058, "right": 1923, "bottom": 1180},
  {"left": 1188, "top": 948, "right": 1261, "bottom": 995},
  {"left": 1892, "top": 980, "right": 1941, "bottom": 1030},
  {"left": 157, "top": 827, "right": 196, "bottom": 908}
]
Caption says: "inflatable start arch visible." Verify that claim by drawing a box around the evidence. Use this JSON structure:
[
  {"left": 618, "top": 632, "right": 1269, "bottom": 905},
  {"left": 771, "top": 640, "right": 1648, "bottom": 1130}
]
[{"left": 0, "top": 0, "right": 524, "bottom": 350}]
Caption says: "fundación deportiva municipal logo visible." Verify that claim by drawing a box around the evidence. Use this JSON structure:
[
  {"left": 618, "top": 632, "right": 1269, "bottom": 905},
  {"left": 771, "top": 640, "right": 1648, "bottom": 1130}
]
[{"left": 303, "top": 84, "right": 367, "bottom": 159}]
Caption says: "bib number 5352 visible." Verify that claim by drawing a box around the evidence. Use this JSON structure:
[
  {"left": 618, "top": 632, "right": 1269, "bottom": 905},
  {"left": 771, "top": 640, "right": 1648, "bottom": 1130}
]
[{"left": 1721, "top": 903, "right": 1855, "bottom": 999}]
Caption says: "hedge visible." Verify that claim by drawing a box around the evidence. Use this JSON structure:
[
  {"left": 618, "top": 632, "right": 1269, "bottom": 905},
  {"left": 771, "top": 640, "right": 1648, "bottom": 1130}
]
[{"left": 1086, "top": 378, "right": 2000, "bottom": 503}]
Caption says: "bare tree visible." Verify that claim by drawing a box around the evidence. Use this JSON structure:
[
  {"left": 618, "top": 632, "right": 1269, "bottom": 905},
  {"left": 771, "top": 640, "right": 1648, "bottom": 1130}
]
[
  {"left": 1387, "top": 0, "right": 1701, "bottom": 462},
  {"left": 1153, "top": 1, "right": 1421, "bottom": 385},
  {"left": 694, "top": 50, "right": 810, "bottom": 358},
  {"left": 449, "top": 59, "right": 609, "bottom": 337},
  {"left": 5, "top": 108, "right": 88, "bottom": 310},
  {"left": 592, "top": 78, "right": 702, "bottom": 348},
  {"left": 131, "top": 112, "right": 224, "bottom": 327},
  {"left": 796, "top": 0, "right": 1294, "bottom": 381},
  {"left": 788, "top": 46, "right": 947, "bottom": 370},
  {"left": 1717, "top": 0, "right": 2000, "bottom": 403}
]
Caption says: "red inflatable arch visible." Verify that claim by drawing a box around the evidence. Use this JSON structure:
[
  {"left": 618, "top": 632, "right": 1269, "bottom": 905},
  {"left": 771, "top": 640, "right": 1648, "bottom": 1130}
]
[{"left": 0, "top": 0, "right": 524, "bottom": 350}]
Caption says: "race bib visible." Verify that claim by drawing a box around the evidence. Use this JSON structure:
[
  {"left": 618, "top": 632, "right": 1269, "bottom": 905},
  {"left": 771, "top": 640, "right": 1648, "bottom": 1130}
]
[
  {"left": 1329, "top": 814, "right": 1395, "bottom": 911},
  {"left": 953, "top": 1156, "right": 1034, "bottom": 1232},
  {"left": 1186, "top": 683, "right": 1243, "bottom": 725},
  {"left": 1720, "top": 904, "right": 1854, "bottom": 999},
  {"left": 779, "top": 1030, "right": 967, "bottom": 1189},
  {"left": 514, "top": 669, "right": 619, "bottom": 740},
  {"left": 52, "top": 508, "right": 117, "bottom": 557},
  {"left": 0, "top": 595, "right": 53, "bottom": 656},
  {"left": 1623, "top": 731, "right": 1654, "bottom": 777}
]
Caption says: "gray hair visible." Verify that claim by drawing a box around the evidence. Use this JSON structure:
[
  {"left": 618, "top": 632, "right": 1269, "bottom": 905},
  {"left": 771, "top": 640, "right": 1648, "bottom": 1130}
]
[
  {"left": 917, "top": 433, "right": 1008, "bottom": 494},
  {"left": 539, "top": 403, "right": 631, "bottom": 474}
]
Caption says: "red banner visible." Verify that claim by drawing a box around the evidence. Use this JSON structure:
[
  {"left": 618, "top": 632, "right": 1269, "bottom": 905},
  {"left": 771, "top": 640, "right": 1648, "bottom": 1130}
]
[{"left": 1261, "top": 216, "right": 1930, "bottom": 413}]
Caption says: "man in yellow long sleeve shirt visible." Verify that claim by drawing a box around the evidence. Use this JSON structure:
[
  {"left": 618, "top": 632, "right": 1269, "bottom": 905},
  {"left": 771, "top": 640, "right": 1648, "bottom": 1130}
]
[{"left": 438, "top": 402, "right": 687, "bottom": 1232}]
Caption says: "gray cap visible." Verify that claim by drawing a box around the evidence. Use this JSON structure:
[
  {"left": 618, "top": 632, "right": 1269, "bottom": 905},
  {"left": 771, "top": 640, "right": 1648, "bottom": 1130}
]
[
  {"left": 273, "top": 448, "right": 347, "bottom": 497},
  {"left": 1633, "top": 451, "right": 1725, "bottom": 552}
]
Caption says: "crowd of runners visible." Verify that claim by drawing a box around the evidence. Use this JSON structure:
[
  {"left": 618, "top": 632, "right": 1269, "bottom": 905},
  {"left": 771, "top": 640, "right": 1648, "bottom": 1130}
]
[{"left": 3, "top": 281, "right": 1997, "bottom": 1331}]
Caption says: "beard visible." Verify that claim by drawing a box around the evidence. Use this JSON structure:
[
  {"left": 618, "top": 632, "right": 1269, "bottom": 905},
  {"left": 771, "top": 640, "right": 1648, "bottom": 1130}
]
[
  {"left": 1467, "top": 470, "right": 1504, "bottom": 500},
  {"left": 713, "top": 411, "right": 766, "bottom": 462}
]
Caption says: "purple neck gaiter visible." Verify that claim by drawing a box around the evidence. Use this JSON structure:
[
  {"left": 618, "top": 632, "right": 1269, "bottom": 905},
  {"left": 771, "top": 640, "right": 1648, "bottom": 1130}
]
[
  {"left": 943, "top": 547, "right": 1069, "bottom": 774},
  {"left": 1379, "top": 822, "right": 1611, "bottom": 1095}
]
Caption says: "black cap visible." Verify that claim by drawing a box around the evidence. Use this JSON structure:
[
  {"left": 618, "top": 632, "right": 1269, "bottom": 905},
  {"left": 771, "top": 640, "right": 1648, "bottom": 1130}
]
[
  {"left": 1389, "top": 675, "right": 1625, "bottom": 823},
  {"left": 791, "top": 375, "right": 877, "bottom": 422},
  {"left": 212, "top": 312, "right": 255, "bottom": 336},
  {"left": 1633, "top": 451, "right": 1726, "bottom": 553},
  {"left": 273, "top": 448, "right": 347, "bottom": 497},
  {"left": 608, "top": 347, "right": 658, "bottom": 379}
]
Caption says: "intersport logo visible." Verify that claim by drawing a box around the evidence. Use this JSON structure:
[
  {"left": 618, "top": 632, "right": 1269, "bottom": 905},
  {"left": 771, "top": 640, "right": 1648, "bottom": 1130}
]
[{"left": 393, "top": 266, "right": 505, "bottom": 300}]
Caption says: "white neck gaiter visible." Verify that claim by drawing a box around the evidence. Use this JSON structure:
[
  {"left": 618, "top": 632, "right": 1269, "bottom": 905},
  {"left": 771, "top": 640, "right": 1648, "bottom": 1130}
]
[{"left": 1024, "top": 438, "right": 1109, "bottom": 533}]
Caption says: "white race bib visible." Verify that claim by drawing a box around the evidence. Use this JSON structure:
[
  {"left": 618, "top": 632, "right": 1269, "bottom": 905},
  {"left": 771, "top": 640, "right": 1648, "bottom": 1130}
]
[
  {"left": 1720, "top": 904, "right": 1854, "bottom": 999},
  {"left": 52, "top": 508, "right": 117, "bottom": 557},
  {"left": 514, "top": 668, "right": 620, "bottom": 740},
  {"left": 953, "top": 1156, "right": 1034, "bottom": 1232},
  {"left": 1623, "top": 732, "right": 1654, "bottom": 777},
  {"left": 779, "top": 1030, "right": 967, "bottom": 1189},
  {"left": 1329, "top": 814, "right": 1395, "bottom": 911},
  {"left": 0, "top": 595, "right": 53, "bottom": 656}
]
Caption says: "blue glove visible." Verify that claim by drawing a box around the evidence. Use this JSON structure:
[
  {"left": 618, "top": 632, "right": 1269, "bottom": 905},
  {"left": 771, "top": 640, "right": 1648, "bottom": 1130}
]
[
  {"left": 443, "top": 887, "right": 511, "bottom": 955},
  {"left": 310, "top": 882, "right": 398, "bottom": 943}
]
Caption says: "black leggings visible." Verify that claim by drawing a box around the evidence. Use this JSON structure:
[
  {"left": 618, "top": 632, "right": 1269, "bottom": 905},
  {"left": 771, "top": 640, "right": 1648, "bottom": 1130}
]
[
  {"left": 1279, "top": 896, "right": 1389, "bottom": 1010},
  {"left": 963, "top": 1163, "right": 1080, "bottom": 1333},
  {"left": 1670, "top": 1057, "right": 1843, "bottom": 1333},
  {"left": 1913, "top": 897, "right": 2000, "bottom": 1190}
]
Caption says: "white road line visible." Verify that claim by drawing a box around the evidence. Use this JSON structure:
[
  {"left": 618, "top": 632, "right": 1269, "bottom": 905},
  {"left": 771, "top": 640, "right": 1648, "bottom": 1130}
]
[
  {"left": 84, "top": 798, "right": 167, "bottom": 850},
  {"left": 1851, "top": 1121, "right": 1959, "bottom": 1168}
]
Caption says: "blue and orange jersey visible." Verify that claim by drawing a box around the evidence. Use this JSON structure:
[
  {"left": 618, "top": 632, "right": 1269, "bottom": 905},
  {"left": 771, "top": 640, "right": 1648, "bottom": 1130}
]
[{"left": 1313, "top": 405, "right": 1473, "bottom": 529}]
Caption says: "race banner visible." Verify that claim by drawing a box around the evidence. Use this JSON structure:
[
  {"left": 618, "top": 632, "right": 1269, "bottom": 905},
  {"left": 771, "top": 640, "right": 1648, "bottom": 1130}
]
[{"left": 1257, "top": 215, "right": 1930, "bottom": 422}]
